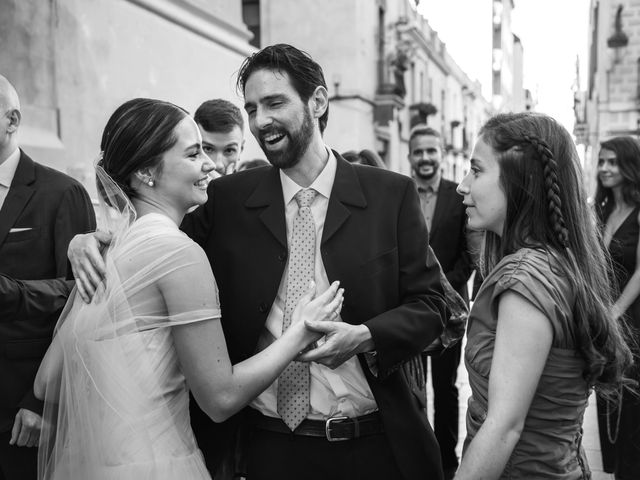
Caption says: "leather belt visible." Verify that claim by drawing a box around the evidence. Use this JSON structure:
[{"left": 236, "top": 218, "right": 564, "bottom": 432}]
[{"left": 254, "top": 412, "right": 384, "bottom": 442}]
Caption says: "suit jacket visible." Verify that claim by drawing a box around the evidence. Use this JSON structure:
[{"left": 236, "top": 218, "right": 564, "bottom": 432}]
[
  {"left": 0, "top": 150, "right": 95, "bottom": 432},
  {"left": 0, "top": 274, "right": 73, "bottom": 322},
  {"left": 428, "top": 178, "right": 472, "bottom": 302},
  {"left": 183, "top": 153, "right": 449, "bottom": 480}
]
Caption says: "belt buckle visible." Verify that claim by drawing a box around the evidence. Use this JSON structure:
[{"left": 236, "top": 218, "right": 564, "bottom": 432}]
[{"left": 325, "top": 416, "right": 350, "bottom": 442}]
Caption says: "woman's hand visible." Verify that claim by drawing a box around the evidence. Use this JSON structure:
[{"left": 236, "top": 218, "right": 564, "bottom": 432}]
[{"left": 288, "top": 281, "right": 344, "bottom": 345}]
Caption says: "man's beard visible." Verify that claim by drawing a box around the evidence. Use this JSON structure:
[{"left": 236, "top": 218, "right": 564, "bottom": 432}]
[
  {"left": 259, "top": 108, "right": 315, "bottom": 169},
  {"left": 413, "top": 160, "right": 440, "bottom": 180}
]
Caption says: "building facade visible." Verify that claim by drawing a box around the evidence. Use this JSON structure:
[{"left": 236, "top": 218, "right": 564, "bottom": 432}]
[
  {"left": 0, "top": 0, "right": 261, "bottom": 196},
  {"left": 491, "top": 0, "right": 531, "bottom": 113},
  {"left": 3, "top": 0, "right": 494, "bottom": 192},
  {"left": 254, "top": 0, "right": 492, "bottom": 180},
  {"left": 575, "top": 0, "right": 640, "bottom": 192}
]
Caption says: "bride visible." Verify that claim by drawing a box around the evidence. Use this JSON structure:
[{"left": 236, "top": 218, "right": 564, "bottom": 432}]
[{"left": 33, "top": 98, "right": 343, "bottom": 479}]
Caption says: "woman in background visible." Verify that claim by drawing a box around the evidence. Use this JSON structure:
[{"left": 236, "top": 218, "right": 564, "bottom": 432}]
[
  {"left": 594, "top": 136, "right": 640, "bottom": 479},
  {"left": 454, "top": 112, "right": 631, "bottom": 479}
]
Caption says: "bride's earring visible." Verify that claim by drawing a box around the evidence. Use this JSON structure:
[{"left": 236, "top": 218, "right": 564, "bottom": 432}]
[{"left": 135, "top": 169, "right": 156, "bottom": 188}]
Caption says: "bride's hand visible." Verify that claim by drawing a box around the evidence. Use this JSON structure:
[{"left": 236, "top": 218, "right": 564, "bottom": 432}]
[{"left": 289, "top": 281, "right": 344, "bottom": 344}]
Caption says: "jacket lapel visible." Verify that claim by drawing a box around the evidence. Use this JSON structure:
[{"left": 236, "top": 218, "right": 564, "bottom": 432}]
[
  {"left": 244, "top": 167, "right": 287, "bottom": 248},
  {"left": 429, "top": 179, "right": 453, "bottom": 240},
  {"left": 322, "top": 152, "right": 367, "bottom": 245},
  {"left": 0, "top": 151, "right": 36, "bottom": 248},
  {"left": 243, "top": 154, "right": 366, "bottom": 249}
]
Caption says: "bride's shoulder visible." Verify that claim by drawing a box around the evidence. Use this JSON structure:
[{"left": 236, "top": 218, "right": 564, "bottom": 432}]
[
  {"left": 115, "top": 219, "right": 210, "bottom": 281},
  {"left": 121, "top": 214, "right": 204, "bottom": 257}
]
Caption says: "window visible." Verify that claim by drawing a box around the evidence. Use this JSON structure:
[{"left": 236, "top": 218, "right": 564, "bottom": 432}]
[{"left": 242, "top": 0, "right": 260, "bottom": 48}]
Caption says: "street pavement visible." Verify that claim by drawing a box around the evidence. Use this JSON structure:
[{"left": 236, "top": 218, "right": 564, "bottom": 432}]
[{"left": 426, "top": 338, "right": 614, "bottom": 479}]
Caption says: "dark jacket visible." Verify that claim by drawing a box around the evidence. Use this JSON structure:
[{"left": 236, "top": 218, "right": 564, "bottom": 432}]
[
  {"left": 0, "top": 150, "right": 95, "bottom": 432},
  {"left": 428, "top": 178, "right": 472, "bottom": 302},
  {"left": 183, "top": 152, "right": 449, "bottom": 480}
]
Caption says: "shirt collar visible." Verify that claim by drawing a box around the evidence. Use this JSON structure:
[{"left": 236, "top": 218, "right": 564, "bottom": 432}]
[
  {"left": 280, "top": 147, "right": 336, "bottom": 204},
  {"left": 416, "top": 173, "right": 441, "bottom": 194},
  {"left": 0, "top": 148, "right": 20, "bottom": 188}
]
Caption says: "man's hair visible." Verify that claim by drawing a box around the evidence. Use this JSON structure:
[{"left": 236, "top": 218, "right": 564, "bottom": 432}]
[
  {"left": 409, "top": 125, "right": 442, "bottom": 150},
  {"left": 236, "top": 43, "right": 329, "bottom": 133},
  {"left": 236, "top": 158, "right": 270, "bottom": 172},
  {"left": 194, "top": 99, "right": 244, "bottom": 134},
  {"left": 342, "top": 149, "right": 386, "bottom": 168}
]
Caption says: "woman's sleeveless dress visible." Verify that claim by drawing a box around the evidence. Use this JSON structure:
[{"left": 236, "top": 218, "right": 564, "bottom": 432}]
[{"left": 597, "top": 207, "right": 640, "bottom": 479}]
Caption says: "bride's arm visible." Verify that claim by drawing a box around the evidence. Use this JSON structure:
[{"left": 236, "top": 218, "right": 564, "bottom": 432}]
[{"left": 162, "top": 258, "right": 342, "bottom": 423}]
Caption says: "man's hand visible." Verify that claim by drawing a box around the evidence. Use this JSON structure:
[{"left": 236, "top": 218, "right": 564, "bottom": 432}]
[
  {"left": 297, "top": 322, "right": 374, "bottom": 369},
  {"left": 68, "top": 231, "right": 112, "bottom": 302},
  {"left": 9, "top": 408, "right": 41, "bottom": 447}
]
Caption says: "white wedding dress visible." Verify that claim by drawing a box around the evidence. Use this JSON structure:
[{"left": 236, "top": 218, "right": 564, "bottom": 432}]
[{"left": 38, "top": 210, "right": 220, "bottom": 480}]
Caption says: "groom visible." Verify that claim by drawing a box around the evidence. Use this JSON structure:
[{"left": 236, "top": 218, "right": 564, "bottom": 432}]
[
  {"left": 70, "top": 44, "right": 449, "bottom": 480},
  {"left": 181, "top": 43, "right": 449, "bottom": 480}
]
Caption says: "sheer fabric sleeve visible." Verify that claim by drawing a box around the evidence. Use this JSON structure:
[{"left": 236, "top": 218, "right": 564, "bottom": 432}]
[
  {"left": 154, "top": 239, "right": 221, "bottom": 328},
  {"left": 106, "top": 219, "right": 221, "bottom": 332}
]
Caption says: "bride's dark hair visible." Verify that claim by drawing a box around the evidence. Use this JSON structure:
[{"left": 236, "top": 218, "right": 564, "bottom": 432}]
[{"left": 97, "top": 98, "right": 188, "bottom": 203}]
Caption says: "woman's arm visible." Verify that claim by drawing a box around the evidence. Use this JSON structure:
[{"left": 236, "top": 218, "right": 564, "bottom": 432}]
[
  {"left": 455, "top": 290, "right": 553, "bottom": 480},
  {"left": 611, "top": 211, "right": 640, "bottom": 319},
  {"left": 169, "top": 279, "right": 343, "bottom": 423}
]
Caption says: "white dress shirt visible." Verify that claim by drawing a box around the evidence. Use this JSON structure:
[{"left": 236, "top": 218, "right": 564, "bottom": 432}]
[
  {"left": 250, "top": 149, "right": 377, "bottom": 419},
  {"left": 0, "top": 148, "right": 21, "bottom": 211}
]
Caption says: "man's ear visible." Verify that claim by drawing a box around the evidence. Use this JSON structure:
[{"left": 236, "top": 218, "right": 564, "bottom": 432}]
[
  {"left": 310, "top": 86, "right": 328, "bottom": 119},
  {"left": 6, "top": 109, "right": 21, "bottom": 134}
]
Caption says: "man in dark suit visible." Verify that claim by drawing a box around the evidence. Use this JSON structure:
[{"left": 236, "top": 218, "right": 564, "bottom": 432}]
[
  {"left": 189, "top": 44, "right": 449, "bottom": 480},
  {"left": 408, "top": 125, "right": 472, "bottom": 479},
  {"left": 0, "top": 75, "right": 95, "bottom": 479},
  {"left": 69, "top": 44, "right": 448, "bottom": 480}
]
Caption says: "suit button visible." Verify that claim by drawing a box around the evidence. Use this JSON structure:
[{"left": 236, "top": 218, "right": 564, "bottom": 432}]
[
  {"left": 278, "top": 251, "right": 287, "bottom": 262},
  {"left": 258, "top": 302, "right": 268, "bottom": 313}
]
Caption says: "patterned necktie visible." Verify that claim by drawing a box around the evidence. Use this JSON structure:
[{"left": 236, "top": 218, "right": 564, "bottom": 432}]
[{"left": 277, "top": 188, "right": 317, "bottom": 431}]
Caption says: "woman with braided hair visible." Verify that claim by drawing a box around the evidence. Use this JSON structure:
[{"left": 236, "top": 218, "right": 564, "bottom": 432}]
[
  {"left": 454, "top": 112, "right": 632, "bottom": 479},
  {"left": 594, "top": 136, "right": 640, "bottom": 479}
]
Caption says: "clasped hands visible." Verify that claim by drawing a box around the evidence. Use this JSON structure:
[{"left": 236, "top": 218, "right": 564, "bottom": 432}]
[
  {"left": 290, "top": 280, "right": 373, "bottom": 369},
  {"left": 298, "top": 320, "right": 374, "bottom": 369},
  {"left": 68, "top": 232, "right": 374, "bottom": 369}
]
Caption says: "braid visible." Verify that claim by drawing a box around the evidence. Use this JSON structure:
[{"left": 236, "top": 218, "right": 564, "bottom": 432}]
[{"left": 522, "top": 134, "right": 570, "bottom": 248}]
